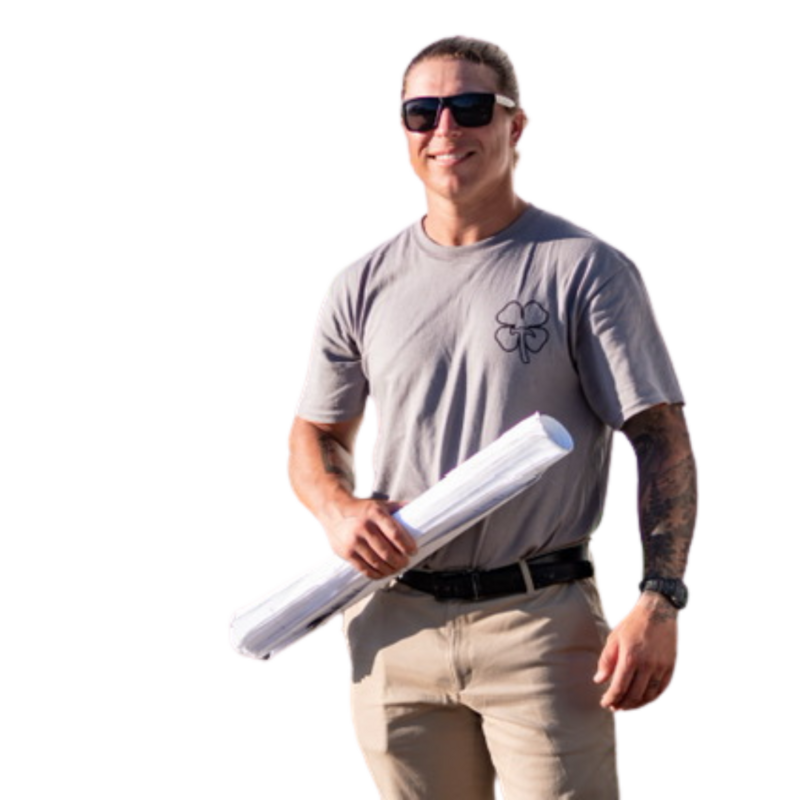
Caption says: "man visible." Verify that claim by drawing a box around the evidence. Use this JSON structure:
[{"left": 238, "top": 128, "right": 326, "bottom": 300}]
[{"left": 288, "top": 36, "right": 696, "bottom": 800}]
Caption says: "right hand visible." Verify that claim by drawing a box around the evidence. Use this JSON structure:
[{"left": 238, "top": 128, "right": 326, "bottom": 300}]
[{"left": 325, "top": 498, "right": 417, "bottom": 580}]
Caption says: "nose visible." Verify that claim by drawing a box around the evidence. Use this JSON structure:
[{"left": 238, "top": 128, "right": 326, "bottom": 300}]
[{"left": 434, "top": 106, "right": 461, "bottom": 136}]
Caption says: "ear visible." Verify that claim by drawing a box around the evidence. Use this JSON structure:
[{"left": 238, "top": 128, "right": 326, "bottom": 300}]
[{"left": 510, "top": 109, "right": 527, "bottom": 145}]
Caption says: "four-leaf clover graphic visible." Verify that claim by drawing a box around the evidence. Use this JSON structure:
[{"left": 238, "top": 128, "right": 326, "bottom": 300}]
[{"left": 494, "top": 300, "right": 550, "bottom": 364}]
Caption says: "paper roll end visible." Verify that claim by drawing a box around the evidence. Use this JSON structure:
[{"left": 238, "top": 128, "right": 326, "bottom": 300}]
[{"left": 539, "top": 414, "right": 574, "bottom": 452}]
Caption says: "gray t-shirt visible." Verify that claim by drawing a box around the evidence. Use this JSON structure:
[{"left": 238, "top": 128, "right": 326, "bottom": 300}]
[{"left": 298, "top": 205, "right": 683, "bottom": 570}]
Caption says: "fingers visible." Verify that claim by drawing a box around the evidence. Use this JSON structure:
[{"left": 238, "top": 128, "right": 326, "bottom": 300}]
[
  {"left": 599, "top": 650, "right": 636, "bottom": 711},
  {"left": 594, "top": 640, "right": 677, "bottom": 714},
  {"left": 329, "top": 500, "right": 417, "bottom": 580},
  {"left": 593, "top": 637, "right": 618, "bottom": 686},
  {"left": 351, "top": 529, "right": 406, "bottom": 577},
  {"left": 376, "top": 501, "right": 418, "bottom": 557},
  {"left": 597, "top": 646, "right": 675, "bottom": 711},
  {"left": 602, "top": 668, "right": 673, "bottom": 710},
  {"left": 614, "top": 668, "right": 670, "bottom": 710}
]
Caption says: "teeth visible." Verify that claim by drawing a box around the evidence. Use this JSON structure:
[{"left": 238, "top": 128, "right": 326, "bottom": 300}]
[{"left": 433, "top": 153, "right": 465, "bottom": 162}]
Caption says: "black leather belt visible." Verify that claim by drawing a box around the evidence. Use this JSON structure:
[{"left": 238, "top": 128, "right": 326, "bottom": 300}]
[{"left": 396, "top": 543, "right": 593, "bottom": 601}]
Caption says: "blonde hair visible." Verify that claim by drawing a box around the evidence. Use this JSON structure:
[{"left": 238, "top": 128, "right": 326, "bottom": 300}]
[{"left": 402, "top": 36, "right": 521, "bottom": 108}]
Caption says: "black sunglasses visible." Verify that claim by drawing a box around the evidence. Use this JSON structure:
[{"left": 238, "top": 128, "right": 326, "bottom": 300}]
[{"left": 402, "top": 92, "right": 516, "bottom": 133}]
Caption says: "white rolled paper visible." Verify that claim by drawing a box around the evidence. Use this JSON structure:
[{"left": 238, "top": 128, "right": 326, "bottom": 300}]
[{"left": 230, "top": 412, "right": 573, "bottom": 660}]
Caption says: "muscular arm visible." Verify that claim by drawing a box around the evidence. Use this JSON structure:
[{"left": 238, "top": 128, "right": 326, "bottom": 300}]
[
  {"left": 628, "top": 403, "right": 696, "bottom": 584},
  {"left": 288, "top": 416, "right": 360, "bottom": 521},
  {"left": 288, "top": 416, "right": 417, "bottom": 579},
  {"left": 595, "top": 403, "right": 697, "bottom": 710}
]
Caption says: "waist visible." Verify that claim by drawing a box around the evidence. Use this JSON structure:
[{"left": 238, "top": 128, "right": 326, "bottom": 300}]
[{"left": 396, "top": 543, "right": 593, "bottom": 602}]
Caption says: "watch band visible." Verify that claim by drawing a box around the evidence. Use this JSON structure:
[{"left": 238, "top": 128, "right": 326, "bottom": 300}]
[{"left": 639, "top": 577, "right": 689, "bottom": 609}]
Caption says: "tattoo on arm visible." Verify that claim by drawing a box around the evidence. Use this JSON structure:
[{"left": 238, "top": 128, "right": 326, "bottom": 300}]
[
  {"left": 317, "top": 433, "right": 356, "bottom": 491},
  {"left": 626, "top": 405, "right": 697, "bottom": 580}
]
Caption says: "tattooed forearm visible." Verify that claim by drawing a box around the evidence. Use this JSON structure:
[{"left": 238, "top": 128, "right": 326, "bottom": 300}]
[
  {"left": 288, "top": 417, "right": 363, "bottom": 523},
  {"left": 623, "top": 404, "right": 697, "bottom": 580},
  {"left": 317, "top": 432, "right": 356, "bottom": 491}
]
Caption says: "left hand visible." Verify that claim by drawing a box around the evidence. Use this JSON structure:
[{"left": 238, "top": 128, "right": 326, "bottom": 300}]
[{"left": 593, "top": 591, "right": 678, "bottom": 711}]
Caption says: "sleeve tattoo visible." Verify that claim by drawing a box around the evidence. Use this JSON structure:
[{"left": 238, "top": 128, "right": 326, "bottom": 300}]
[{"left": 625, "top": 404, "right": 697, "bottom": 582}]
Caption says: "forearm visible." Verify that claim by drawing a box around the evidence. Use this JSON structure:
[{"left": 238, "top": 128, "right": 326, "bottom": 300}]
[
  {"left": 288, "top": 415, "right": 416, "bottom": 578},
  {"left": 624, "top": 403, "right": 697, "bottom": 582},
  {"left": 596, "top": 404, "right": 695, "bottom": 709},
  {"left": 288, "top": 416, "right": 361, "bottom": 527}
]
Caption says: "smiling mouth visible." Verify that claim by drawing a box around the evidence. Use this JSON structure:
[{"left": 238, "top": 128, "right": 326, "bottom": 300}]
[{"left": 429, "top": 152, "right": 472, "bottom": 165}]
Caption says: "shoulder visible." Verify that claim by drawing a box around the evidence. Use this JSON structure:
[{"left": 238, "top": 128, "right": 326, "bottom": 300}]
[
  {"left": 516, "top": 206, "right": 627, "bottom": 262},
  {"left": 522, "top": 208, "right": 642, "bottom": 301},
  {"left": 331, "top": 222, "right": 418, "bottom": 291},
  {"left": 523, "top": 206, "right": 595, "bottom": 242},
  {"left": 320, "top": 221, "right": 419, "bottom": 327}
]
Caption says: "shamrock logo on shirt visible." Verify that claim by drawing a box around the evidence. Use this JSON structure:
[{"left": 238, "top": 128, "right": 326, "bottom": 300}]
[{"left": 494, "top": 300, "right": 550, "bottom": 364}]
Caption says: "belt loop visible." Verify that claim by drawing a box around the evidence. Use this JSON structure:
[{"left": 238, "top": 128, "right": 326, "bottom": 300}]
[
  {"left": 519, "top": 559, "right": 536, "bottom": 594},
  {"left": 470, "top": 571, "right": 482, "bottom": 600}
]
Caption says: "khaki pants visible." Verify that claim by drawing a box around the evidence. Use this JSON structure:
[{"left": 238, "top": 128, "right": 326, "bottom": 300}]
[{"left": 344, "top": 579, "right": 618, "bottom": 800}]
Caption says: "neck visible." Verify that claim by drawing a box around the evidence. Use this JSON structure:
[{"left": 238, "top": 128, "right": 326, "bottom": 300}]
[{"left": 422, "top": 186, "right": 527, "bottom": 246}]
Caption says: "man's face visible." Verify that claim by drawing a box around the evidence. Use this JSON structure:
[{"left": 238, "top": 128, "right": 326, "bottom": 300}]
[{"left": 402, "top": 57, "right": 524, "bottom": 206}]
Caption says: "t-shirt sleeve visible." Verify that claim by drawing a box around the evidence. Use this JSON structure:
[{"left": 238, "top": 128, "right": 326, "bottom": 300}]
[
  {"left": 296, "top": 271, "right": 369, "bottom": 423},
  {"left": 574, "top": 246, "right": 684, "bottom": 430}
]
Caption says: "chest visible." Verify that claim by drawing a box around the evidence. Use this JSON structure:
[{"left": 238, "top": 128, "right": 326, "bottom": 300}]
[{"left": 359, "top": 256, "right": 577, "bottom": 402}]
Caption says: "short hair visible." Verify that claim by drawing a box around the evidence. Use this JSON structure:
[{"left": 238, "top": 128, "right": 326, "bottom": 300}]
[{"left": 402, "top": 36, "right": 521, "bottom": 107}]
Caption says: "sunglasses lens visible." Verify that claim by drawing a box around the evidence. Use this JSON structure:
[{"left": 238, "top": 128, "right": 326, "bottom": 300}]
[
  {"left": 449, "top": 93, "right": 495, "bottom": 127},
  {"left": 403, "top": 98, "right": 440, "bottom": 132},
  {"left": 402, "top": 93, "right": 498, "bottom": 132}
]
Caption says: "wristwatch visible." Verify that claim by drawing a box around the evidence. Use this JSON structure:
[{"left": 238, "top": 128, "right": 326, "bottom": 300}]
[{"left": 639, "top": 577, "right": 689, "bottom": 610}]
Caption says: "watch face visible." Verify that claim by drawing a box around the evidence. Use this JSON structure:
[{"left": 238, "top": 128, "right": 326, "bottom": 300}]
[{"left": 641, "top": 578, "right": 688, "bottom": 609}]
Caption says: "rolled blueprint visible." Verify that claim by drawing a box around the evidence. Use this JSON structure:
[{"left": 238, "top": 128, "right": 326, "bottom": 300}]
[{"left": 230, "top": 413, "right": 573, "bottom": 660}]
